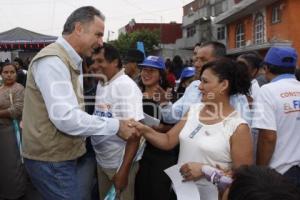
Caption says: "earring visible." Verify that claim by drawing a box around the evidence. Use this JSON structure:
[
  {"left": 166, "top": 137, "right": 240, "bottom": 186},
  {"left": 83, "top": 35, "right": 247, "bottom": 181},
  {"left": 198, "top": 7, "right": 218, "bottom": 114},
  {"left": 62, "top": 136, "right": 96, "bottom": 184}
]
[{"left": 159, "top": 78, "right": 163, "bottom": 86}]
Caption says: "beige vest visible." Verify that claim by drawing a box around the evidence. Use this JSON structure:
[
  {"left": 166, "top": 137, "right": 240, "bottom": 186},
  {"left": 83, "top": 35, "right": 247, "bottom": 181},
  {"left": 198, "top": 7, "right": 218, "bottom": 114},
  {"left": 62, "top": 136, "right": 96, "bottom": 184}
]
[{"left": 22, "top": 43, "right": 86, "bottom": 162}]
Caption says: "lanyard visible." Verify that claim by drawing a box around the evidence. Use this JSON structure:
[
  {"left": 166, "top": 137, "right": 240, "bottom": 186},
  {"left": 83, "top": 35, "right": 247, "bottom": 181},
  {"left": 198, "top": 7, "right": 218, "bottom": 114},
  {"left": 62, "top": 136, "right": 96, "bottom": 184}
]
[{"left": 189, "top": 124, "right": 203, "bottom": 139}]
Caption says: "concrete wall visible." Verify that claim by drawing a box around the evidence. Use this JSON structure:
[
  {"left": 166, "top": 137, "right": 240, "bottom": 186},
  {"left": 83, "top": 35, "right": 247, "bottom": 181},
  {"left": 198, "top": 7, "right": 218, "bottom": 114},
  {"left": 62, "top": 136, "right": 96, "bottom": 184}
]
[{"left": 156, "top": 44, "right": 193, "bottom": 63}]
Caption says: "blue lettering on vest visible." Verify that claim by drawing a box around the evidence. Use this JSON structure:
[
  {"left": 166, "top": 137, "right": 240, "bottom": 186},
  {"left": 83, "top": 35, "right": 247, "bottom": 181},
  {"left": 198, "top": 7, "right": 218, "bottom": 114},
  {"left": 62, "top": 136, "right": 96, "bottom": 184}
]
[
  {"left": 293, "top": 100, "right": 300, "bottom": 109},
  {"left": 94, "top": 110, "right": 113, "bottom": 118}
]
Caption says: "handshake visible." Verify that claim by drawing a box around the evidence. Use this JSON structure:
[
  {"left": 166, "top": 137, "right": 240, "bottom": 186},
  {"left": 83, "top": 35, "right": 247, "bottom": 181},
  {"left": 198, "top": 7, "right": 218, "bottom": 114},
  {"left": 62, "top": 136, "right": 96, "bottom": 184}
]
[{"left": 117, "top": 119, "right": 147, "bottom": 140}]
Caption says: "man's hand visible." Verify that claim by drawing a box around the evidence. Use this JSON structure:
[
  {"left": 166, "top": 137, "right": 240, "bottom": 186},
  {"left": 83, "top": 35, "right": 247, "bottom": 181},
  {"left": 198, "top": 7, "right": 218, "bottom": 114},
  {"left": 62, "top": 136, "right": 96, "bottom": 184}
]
[{"left": 117, "top": 119, "right": 137, "bottom": 140}]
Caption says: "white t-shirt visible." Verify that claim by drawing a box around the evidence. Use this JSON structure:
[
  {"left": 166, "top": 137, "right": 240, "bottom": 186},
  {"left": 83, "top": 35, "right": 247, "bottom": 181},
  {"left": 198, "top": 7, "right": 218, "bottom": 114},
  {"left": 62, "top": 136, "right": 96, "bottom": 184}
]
[
  {"left": 250, "top": 79, "right": 260, "bottom": 101},
  {"left": 249, "top": 79, "right": 261, "bottom": 159},
  {"left": 178, "top": 103, "right": 247, "bottom": 200},
  {"left": 91, "top": 70, "right": 144, "bottom": 169},
  {"left": 252, "top": 77, "right": 300, "bottom": 174}
]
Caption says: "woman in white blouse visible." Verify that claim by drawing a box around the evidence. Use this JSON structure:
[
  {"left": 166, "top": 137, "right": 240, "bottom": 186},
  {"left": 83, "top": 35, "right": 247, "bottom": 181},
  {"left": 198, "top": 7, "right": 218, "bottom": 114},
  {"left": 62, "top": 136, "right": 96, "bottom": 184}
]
[{"left": 133, "top": 58, "right": 254, "bottom": 200}]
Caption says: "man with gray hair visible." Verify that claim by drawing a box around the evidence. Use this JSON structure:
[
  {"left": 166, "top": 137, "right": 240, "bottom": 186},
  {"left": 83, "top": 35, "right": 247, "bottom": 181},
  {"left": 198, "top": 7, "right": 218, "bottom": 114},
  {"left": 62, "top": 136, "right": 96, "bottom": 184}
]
[{"left": 22, "top": 6, "right": 135, "bottom": 199}]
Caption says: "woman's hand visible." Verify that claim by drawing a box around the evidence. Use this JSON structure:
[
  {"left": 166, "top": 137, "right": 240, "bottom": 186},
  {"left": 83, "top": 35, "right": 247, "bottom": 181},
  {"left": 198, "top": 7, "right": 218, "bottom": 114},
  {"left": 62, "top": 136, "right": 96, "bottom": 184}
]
[
  {"left": 131, "top": 121, "right": 153, "bottom": 136},
  {"left": 180, "top": 162, "right": 204, "bottom": 182}
]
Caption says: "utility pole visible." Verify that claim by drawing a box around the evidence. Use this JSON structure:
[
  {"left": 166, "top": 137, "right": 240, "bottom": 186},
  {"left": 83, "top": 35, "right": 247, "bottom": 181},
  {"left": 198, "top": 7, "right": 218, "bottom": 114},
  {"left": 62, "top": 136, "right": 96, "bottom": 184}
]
[{"left": 107, "top": 30, "right": 115, "bottom": 42}]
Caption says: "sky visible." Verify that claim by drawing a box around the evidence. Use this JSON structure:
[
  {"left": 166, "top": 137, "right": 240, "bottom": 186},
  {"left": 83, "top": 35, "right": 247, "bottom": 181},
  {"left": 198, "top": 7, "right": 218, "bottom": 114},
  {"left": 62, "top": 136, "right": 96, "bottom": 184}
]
[{"left": 0, "top": 0, "right": 193, "bottom": 41}]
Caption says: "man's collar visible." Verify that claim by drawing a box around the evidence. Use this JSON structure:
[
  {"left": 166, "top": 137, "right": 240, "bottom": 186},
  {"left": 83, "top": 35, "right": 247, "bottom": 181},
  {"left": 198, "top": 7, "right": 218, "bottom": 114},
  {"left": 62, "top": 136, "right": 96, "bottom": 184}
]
[
  {"left": 100, "top": 68, "right": 125, "bottom": 86},
  {"left": 56, "top": 36, "right": 82, "bottom": 69},
  {"left": 271, "top": 74, "right": 295, "bottom": 83}
]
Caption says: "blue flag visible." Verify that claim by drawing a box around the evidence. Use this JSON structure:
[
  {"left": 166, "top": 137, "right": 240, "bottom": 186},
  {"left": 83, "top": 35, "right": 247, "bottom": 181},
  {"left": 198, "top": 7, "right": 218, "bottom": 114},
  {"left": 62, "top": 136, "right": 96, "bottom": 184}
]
[{"left": 136, "top": 41, "right": 146, "bottom": 58}]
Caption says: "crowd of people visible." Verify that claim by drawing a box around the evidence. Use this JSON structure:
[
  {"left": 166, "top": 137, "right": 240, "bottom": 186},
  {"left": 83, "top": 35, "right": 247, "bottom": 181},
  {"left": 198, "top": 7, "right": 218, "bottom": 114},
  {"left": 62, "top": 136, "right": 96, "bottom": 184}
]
[{"left": 1, "top": 5, "right": 300, "bottom": 200}]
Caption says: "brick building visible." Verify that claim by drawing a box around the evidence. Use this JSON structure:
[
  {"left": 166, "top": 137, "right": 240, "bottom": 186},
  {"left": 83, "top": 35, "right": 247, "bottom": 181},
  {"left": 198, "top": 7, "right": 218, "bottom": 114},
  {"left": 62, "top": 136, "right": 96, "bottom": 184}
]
[
  {"left": 119, "top": 19, "right": 182, "bottom": 44},
  {"left": 215, "top": 0, "right": 300, "bottom": 64},
  {"left": 119, "top": 19, "right": 186, "bottom": 59}
]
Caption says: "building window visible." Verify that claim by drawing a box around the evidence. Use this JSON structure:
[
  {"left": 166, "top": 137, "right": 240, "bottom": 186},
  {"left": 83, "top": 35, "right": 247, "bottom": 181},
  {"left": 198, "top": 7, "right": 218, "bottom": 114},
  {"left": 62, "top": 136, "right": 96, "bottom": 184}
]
[
  {"left": 236, "top": 23, "right": 245, "bottom": 48},
  {"left": 213, "top": 1, "right": 224, "bottom": 16},
  {"left": 217, "top": 26, "right": 225, "bottom": 40},
  {"left": 187, "top": 26, "right": 196, "bottom": 38},
  {"left": 254, "top": 14, "right": 264, "bottom": 44},
  {"left": 187, "top": 6, "right": 194, "bottom": 17},
  {"left": 272, "top": 5, "right": 281, "bottom": 23}
]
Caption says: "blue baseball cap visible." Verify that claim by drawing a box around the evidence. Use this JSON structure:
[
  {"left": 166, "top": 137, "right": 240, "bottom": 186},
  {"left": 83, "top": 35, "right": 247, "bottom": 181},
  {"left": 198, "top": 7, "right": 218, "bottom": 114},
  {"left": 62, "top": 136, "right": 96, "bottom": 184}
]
[
  {"left": 180, "top": 67, "right": 195, "bottom": 79},
  {"left": 264, "top": 47, "right": 298, "bottom": 68},
  {"left": 138, "top": 56, "right": 165, "bottom": 70}
]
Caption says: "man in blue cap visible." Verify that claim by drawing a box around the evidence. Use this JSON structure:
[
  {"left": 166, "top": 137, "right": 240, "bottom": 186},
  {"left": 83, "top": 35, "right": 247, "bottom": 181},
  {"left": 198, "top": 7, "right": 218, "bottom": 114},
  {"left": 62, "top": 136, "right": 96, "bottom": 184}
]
[
  {"left": 176, "top": 67, "right": 196, "bottom": 99},
  {"left": 252, "top": 46, "right": 300, "bottom": 187}
]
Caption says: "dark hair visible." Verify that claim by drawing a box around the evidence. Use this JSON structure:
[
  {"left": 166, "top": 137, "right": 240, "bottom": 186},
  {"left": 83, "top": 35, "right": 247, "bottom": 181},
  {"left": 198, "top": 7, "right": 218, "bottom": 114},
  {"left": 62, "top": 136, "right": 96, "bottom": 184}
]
[
  {"left": 172, "top": 55, "right": 184, "bottom": 79},
  {"left": 194, "top": 42, "right": 202, "bottom": 48},
  {"left": 172, "top": 55, "right": 183, "bottom": 66},
  {"left": 85, "top": 56, "right": 94, "bottom": 67},
  {"left": 238, "top": 52, "right": 263, "bottom": 77},
  {"left": 228, "top": 165, "right": 300, "bottom": 200},
  {"left": 62, "top": 6, "right": 105, "bottom": 35},
  {"left": 200, "top": 58, "right": 251, "bottom": 96},
  {"left": 295, "top": 68, "right": 300, "bottom": 81},
  {"left": 201, "top": 41, "right": 226, "bottom": 58},
  {"left": 94, "top": 43, "right": 122, "bottom": 69},
  {"left": 0, "top": 62, "right": 17, "bottom": 74},
  {"left": 238, "top": 52, "right": 262, "bottom": 70},
  {"left": 138, "top": 69, "right": 169, "bottom": 92},
  {"left": 14, "top": 57, "right": 24, "bottom": 67},
  {"left": 123, "top": 49, "right": 144, "bottom": 63},
  {"left": 165, "top": 59, "right": 175, "bottom": 74},
  {"left": 265, "top": 63, "right": 296, "bottom": 75}
]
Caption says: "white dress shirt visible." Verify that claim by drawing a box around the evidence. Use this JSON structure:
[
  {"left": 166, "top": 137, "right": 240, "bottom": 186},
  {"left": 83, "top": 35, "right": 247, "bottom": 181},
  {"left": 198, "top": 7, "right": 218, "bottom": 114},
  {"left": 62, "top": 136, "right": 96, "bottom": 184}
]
[{"left": 31, "top": 36, "right": 119, "bottom": 136}]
